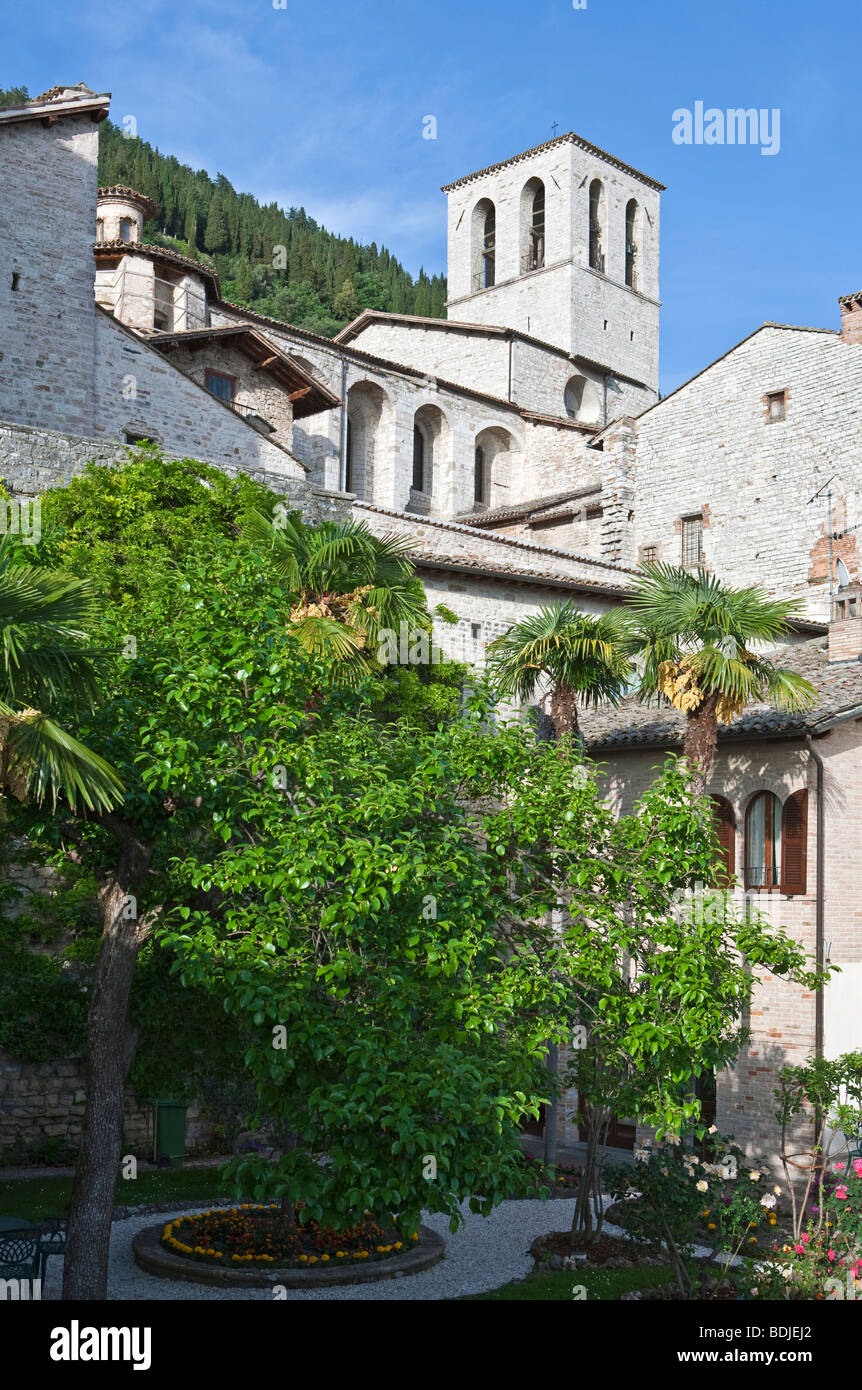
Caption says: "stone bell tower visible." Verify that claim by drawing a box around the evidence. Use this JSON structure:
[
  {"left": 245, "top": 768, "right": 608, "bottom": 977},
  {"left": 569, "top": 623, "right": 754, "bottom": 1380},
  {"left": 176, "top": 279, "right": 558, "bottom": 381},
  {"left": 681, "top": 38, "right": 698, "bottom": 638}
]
[{"left": 442, "top": 131, "right": 664, "bottom": 395}]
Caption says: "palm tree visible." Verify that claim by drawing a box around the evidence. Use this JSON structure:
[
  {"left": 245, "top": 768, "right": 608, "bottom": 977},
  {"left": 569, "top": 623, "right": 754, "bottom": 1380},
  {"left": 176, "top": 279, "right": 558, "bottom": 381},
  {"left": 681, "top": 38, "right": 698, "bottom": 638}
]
[
  {"left": 625, "top": 564, "right": 817, "bottom": 796},
  {"left": 0, "top": 536, "right": 122, "bottom": 811},
  {"left": 244, "top": 509, "right": 428, "bottom": 681},
  {"left": 486, "top": 603, "right": 633, "bottom": 739}
]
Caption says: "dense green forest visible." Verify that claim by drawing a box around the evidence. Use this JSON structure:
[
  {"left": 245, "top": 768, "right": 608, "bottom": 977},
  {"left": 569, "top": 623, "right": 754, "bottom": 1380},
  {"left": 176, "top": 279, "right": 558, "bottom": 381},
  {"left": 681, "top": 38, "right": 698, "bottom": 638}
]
[{"left": 1, "top": 86, "right": 447, "bottom": 337}]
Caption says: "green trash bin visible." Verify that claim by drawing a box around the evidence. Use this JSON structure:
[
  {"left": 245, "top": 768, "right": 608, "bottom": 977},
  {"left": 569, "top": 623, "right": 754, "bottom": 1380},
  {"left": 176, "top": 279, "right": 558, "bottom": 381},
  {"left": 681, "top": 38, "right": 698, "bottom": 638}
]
[{"left": 153, "top": 1099, "right": 189, "bottom": 1169}]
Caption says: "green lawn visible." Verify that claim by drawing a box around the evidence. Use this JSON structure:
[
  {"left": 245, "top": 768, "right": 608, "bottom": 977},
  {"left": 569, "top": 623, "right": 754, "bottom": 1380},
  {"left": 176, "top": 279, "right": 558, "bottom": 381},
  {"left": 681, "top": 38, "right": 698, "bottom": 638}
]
[
  {"left": 0, "top": 1166, "right": 233, "bottom": 1223},
  {"left": 466, "top": 1263, "right": 673, "bottom": 1301}
]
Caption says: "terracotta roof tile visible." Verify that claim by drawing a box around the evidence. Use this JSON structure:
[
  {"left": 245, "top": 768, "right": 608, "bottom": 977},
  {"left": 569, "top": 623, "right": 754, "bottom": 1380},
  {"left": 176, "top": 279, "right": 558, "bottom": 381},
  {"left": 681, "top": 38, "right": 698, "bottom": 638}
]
[{"left": 583, "top": 637, "right": 862, "bottom": 749}]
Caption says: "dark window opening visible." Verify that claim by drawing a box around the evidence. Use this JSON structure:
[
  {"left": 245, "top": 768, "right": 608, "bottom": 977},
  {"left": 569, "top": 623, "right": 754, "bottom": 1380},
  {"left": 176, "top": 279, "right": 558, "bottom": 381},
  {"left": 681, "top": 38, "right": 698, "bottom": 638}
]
[
  {"left": 412, "top": 425, "right": 426, "bottom": 492},
  {"left": 682, "top": 515, "right": 703, "bottom": 568},
  {"left": 528, "top": 185, "right": 545, "bottom": 271},
  {"left": 205, "top": 370, "right": 235, "bottom": 404},
  {"left": 625, "top": 198, "right": 639, "bottom": 289},
  {"left": 482, "top": 206, "right": 496, "bottom": 289},
  {"left": 119, "top": 218, "right": 134, "bottom": 244},
  {"left": 344, "top": 416, "right": 354, "bottom": 492},
  {"left": 124, "top": 432, "right": 153, "bottom": 446},
  {"left": 474, "top": 445, "right": 486, "bottom": 506},
  {"left": 10, "top": 271, "right": 20, "bottom": 292},
  {"left": 766, "top": 390, "right": 786, "bottom": 422},
  {"left": 589, "top": 179, "right": 605, "bottom": 273},
  {"left": 640, "top": 544, "right": 658, "bottom": 565},
  {"left": 745, "top": 792, "right": 782, "bottom": 890}
]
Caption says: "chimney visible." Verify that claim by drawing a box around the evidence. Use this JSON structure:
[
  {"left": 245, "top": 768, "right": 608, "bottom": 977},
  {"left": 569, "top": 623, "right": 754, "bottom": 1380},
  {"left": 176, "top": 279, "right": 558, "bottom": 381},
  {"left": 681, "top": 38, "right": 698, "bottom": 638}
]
[
  {"left": 829, "top": 583, "right": 862, "bottom": 662},
  {"left": 839, "top": 292, "right": 862, "bottom": 345}
]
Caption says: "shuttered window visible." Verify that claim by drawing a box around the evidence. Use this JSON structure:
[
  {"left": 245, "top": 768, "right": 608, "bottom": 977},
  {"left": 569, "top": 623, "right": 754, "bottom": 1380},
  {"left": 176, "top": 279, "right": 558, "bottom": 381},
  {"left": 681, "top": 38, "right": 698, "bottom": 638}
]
[
  {"left": 781, "top": 789, "right": 808, "bottom": 896},
  {"left": 711, "top": 795, "right": 736, "bottom": 885},
  {"left": 744, "top": 789, "right": 809, "bottom": 894}
]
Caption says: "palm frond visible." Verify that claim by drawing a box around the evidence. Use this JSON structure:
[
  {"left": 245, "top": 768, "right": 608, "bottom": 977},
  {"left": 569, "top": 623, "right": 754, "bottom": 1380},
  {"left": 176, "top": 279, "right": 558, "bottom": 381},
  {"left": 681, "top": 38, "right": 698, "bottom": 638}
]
[{"left": 0, "top": 702, "right": 123, "bottom": 812}]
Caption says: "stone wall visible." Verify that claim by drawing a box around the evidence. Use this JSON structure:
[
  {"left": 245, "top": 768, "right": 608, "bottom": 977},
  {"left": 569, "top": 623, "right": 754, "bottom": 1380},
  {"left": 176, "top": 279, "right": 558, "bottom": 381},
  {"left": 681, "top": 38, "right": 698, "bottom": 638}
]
[
  {"left": 92, "top": 311, "right": 307, "bottom": 481},
  {"left": 0, "top": 112, "right": 100, "bottom": 436},
  {"left": 0, "top": 1053, "right": 213, "bottom": 1161},
  {"left": 631, "top": 324, "right": 862, "bottom": 621},
  {"left": 165, "top": 338, "right": 295, "bottom": 450}
]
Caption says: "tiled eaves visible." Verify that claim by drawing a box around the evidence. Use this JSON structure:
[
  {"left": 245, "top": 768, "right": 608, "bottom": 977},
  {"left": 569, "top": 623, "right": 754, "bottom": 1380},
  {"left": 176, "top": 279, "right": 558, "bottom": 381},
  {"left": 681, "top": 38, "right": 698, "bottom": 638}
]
[
  {"left": 413, "top": 554, "right": 628, "bottom": 598},
  {"left": 456, "top": 484, "right": 602, "bottom": 528},
  {"left": 583, "top": 637, "right": 862, "bottom": 750},
  {"left": 353, "top": 500, "right": 638, "bottom": 576},
  {"left": 98, "top": 185, "right": 157, "bottom": 218},
  {"left": 440, "top": 130, "right": 665, "bottom": 193},
  {"left": 95, "top": 240, "right": 221, "bottom": 295}
]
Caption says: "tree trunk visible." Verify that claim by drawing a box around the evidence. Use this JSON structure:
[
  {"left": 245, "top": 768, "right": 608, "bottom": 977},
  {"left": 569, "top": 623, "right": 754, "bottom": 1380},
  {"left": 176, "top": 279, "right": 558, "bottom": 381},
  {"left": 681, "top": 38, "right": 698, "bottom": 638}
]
[
  {"left": 550, "top": 684, "right": 580, "bottom": 741},
  {"left": 62, "top": 831, "right": 156, "bottom": 1301},
  {"left": 683, "top": 696, "right": 720, "bottom": 798}
]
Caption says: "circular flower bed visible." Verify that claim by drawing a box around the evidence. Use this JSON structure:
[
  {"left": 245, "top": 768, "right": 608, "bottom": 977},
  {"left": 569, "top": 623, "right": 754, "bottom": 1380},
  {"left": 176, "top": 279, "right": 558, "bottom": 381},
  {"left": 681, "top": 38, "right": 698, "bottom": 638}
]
[{"left": 161, "top": 1204, "right": 416, "bottom": 1271}]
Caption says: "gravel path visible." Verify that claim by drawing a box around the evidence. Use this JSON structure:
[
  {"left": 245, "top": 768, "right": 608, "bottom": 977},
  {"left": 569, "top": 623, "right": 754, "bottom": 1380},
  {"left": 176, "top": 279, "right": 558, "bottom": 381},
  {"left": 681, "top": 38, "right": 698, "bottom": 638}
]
[{"left": 40, "top": 1198, "right": 600, "bottom": 1301}]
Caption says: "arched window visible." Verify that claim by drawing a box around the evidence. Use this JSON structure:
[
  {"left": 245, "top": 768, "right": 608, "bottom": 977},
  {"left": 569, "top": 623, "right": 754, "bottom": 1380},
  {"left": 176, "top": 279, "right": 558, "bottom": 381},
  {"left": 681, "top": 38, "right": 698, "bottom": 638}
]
[
  {"left": 471, "top": 199, "right": 497, "bottom": 291},
  {"left": 474, "top": 445, "right": 486, "bottom": 506},
  {"left": 413, "top": 425, "right": 427, "bottom": 492},
  {"left": 96, "top": 218, "right": 104, "bottom": 243},
  {"left": 520, "top": 179, "right": 545, "bottom": 273},
  {"left": 710, "top": 795, "right": 736, "bottom": 886},
  {"left": 119, "top": 218, "right": 133, "bottom": 244},
  {"left": 625, "top": 199, "right": 640, "bottom": 290},
  {"left": 744, "top": 789, "right": 808, "bottom": 893},
  {"left": 588, "top": 179, "right": 605, "bottom": 274}
]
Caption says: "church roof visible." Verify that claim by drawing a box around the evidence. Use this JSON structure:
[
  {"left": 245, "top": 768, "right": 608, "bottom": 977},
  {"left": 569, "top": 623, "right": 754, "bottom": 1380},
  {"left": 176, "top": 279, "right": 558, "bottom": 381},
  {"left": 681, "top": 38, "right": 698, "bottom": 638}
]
[
  {"left": 441, "top": 131, "right": 665, "bottom": 194},
  {"left": 457, "top": 486, "right": 601, "bottom": 529},
  {"left": 582, "top": 635, "right": 857, "bottom": 751}
]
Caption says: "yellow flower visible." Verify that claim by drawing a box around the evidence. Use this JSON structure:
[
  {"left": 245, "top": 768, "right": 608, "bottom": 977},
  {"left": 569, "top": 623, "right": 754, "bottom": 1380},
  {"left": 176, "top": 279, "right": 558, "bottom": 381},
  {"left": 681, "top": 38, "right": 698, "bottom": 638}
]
[
  {"left": 707, "top": 1223, "right": 716, "bottom": 1231},
  {"left": 394, "top": 1242, "right": 402, "bottom": 1250},
  {"left": 376, "top": 1245, "right": 385, "bottom": 1252},
  {"left": 749, "top": 1237, "right": 757, "bottom": 1244},
  {"left": 308, "top": 1257, "right": 318, "bottom": 1265},
  {"left": 336, "top": 1252, "right": 346, "bottom": 1258},
  {"left": 321, "top": 1254, "right": 330, "bottom": 1262}
]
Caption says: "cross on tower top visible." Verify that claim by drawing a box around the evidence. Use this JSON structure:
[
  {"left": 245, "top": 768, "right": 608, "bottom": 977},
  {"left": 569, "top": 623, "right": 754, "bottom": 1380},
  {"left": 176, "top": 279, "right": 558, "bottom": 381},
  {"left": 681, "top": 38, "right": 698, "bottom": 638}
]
[{"left": 551, "top": 121, "right": 559, "bottom": 138}]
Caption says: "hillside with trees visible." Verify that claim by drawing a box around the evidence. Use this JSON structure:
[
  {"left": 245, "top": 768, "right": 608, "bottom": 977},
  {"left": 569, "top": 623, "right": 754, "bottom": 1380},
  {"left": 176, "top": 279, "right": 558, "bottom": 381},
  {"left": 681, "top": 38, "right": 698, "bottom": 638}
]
[{"left": 1, "top": 86, "right": 447, "bottom": 337}]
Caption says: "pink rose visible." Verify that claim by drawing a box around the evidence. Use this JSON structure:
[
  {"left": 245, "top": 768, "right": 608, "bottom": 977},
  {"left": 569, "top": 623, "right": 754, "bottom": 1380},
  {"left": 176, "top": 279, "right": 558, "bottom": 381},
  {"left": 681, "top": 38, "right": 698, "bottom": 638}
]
[
  {"left": 801, "top": 1233, "right": 810, "bottom": 1242},
  {"left": 835, "top": 1186, "right": 849, "bottom": 1200},
  {"left": 794, "top": 1244, "right": 805, "bottom": 1254},
  {"left": 828, "top": 1250, "right": 836, "bottom": 1261},
  {"left": 834, "top": 1162, "right": 847, "bottom": 1172}
]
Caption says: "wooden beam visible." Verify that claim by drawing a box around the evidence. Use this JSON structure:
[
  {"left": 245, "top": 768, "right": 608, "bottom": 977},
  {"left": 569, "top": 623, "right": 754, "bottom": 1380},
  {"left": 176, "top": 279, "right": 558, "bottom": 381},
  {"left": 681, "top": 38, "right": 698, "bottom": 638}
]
[
  {"left": 253, "top": 355, "right": 279, "bottom": 371},
  {"left": 288, "top": 386, "right": 312, "bottom": 403}
]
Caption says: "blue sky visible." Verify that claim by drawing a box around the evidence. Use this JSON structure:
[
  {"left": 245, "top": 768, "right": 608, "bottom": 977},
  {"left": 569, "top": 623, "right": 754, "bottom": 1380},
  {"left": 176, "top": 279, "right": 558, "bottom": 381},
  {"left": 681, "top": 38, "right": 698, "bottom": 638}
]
[{"left": 3, "top": 0, "right": 860, "bottom": 392}]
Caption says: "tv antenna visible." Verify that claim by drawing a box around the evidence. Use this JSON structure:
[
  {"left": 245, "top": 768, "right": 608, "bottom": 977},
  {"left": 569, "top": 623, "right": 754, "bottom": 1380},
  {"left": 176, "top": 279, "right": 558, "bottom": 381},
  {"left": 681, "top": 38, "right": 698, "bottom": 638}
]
[{"left": 807, "top": 475, "right": 838, "bottom": 620}]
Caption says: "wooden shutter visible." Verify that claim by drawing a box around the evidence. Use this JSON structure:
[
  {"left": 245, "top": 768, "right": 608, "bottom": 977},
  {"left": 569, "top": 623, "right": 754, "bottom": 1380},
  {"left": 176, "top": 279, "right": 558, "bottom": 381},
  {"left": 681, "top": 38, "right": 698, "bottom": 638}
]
[
  {"left": 711, "top": 795, "right": 735, "bottom": 885},
  {"left": 781, "top": 789, "right": 808, "bottom": 896}
]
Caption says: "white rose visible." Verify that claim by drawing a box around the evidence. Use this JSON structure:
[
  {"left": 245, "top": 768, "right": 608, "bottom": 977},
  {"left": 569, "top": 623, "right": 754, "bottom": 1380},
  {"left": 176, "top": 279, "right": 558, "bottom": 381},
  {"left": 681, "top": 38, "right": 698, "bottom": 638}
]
[
  {"left": 749, "top": 1170, "right": 761, "bottom": 1181},
  {"left": 696, "top": 1180, "right": 708, "bottom": 1193}
]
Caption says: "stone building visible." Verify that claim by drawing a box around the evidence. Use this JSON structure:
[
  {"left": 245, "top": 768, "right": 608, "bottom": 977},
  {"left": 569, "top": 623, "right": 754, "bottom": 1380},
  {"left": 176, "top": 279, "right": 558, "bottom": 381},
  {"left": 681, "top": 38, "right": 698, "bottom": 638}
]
[{"left": 2, "top": 80, "right": 862, "bottom": 1165}]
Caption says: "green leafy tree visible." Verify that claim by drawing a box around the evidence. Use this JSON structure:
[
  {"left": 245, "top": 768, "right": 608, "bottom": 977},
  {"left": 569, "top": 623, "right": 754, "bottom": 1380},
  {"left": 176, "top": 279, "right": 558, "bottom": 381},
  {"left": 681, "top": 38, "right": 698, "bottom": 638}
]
[
  {"left": 486, "top": 602, "right": 632, "bottom": 737},
  {"left": 625, "top": 564, "right": 817, "bottom": 795}
]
